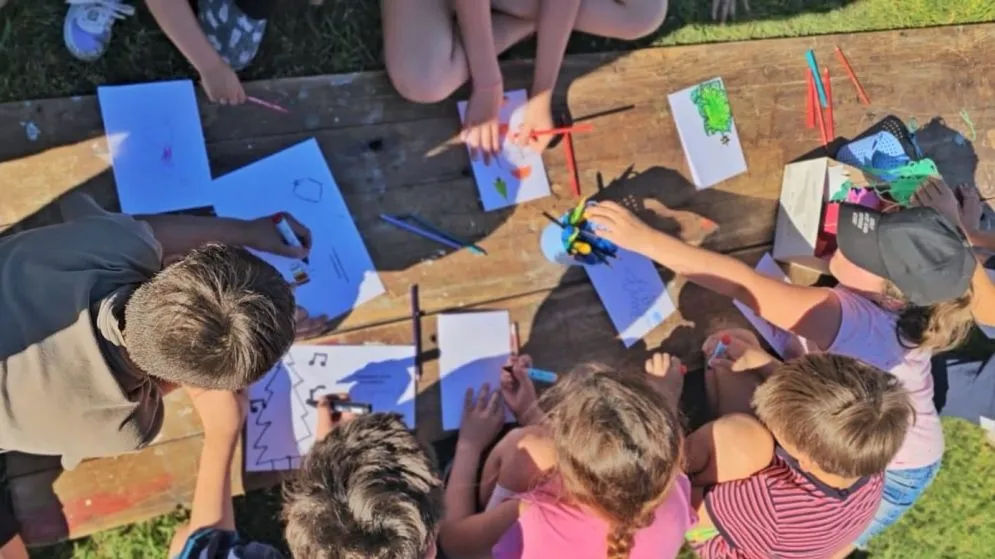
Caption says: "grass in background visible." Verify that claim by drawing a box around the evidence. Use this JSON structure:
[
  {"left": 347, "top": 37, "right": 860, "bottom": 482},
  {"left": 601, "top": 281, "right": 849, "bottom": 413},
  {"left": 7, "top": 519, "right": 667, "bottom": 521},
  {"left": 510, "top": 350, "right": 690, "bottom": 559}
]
[
  {"left": 0, "top": 0, "right": 993, "bottom": 102},
  {"left": 6, "top": 0, "right": 995, "bottom": 556}
]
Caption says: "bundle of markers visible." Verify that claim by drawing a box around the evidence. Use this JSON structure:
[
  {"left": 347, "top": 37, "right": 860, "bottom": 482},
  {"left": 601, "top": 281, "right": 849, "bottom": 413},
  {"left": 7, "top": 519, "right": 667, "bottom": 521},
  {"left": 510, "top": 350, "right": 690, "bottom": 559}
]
[
  {"left": 805, "top": 46, "right": 871, "bottom": 147},
  {"left": 544, "top": 200, "right": 619, "bottom": 266}
]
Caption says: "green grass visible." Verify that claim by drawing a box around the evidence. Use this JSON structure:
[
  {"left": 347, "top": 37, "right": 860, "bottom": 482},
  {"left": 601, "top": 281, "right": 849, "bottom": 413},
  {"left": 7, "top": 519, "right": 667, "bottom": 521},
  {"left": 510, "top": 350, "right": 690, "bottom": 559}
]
[
  {"left": 0, "top": 0, "right": 993, "bottom": 102},
  {"left": 7, "top": 0, "right": 995, "bottom": 556}
]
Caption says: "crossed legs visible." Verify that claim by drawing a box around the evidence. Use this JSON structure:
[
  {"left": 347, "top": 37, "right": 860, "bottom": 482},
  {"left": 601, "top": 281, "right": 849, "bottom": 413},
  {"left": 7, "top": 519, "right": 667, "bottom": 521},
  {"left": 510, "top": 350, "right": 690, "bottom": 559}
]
[{"left": 381, "top": 0, "right": 669, "bottom": 103}]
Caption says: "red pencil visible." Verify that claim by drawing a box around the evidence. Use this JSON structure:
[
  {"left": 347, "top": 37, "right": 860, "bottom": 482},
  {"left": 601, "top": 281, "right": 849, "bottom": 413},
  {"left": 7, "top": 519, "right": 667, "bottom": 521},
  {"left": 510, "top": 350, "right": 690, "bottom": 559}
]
[
  {"left": 823, "top": 67, "right": 835, "bottom": 140},
  {"left": 834, "top": 46, "right": 871, "bottom": 105},
  {"left": 247, "top": 96, "right": 290, "bottom": 114},
  {"left": 529, "top": 123, "right": 595, "bottom": 137},
  {"left": 814, "top": 86, "right": 828, "bottom": 148},
  {"left": 806, "top": 71, "right": 816, "bottom": 129},
  {"left": 564, "top": 132, "right": 581, "bottom": 197}
]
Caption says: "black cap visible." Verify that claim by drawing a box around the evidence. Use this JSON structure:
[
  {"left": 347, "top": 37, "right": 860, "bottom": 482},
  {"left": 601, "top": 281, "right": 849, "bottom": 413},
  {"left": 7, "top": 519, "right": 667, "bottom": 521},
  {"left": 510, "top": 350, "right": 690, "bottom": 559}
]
[{"left": 836, "top": 204, "right": 974, "bottom": 306}]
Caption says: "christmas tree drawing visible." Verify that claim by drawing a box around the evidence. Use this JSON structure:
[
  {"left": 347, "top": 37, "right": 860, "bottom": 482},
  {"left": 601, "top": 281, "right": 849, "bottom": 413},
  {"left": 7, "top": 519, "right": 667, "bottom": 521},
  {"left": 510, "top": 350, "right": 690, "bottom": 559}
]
[{"left": 691, "top": 79, "right": 734, "bottom": 146}]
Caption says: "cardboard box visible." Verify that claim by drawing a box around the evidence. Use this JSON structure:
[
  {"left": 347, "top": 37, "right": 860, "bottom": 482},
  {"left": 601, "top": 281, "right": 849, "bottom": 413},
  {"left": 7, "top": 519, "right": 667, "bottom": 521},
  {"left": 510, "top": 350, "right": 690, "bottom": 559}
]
[{"left": 772, "top": 158, "right": 872, "bottom": 274}]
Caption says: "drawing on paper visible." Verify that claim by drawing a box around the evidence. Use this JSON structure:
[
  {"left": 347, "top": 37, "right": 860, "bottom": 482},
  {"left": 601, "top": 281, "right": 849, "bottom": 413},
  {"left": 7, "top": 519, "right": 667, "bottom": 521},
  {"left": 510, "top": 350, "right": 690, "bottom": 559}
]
[
  {"left": 494, "top": 177, "right": 509, "bottom": 199},
  {"left": 622, "top": 266, "right": 659, "bottom": 324},
  {"left": 127, "top": 119, "right": 203, "bottom": 187},
  {"left": 292, "top": 177, "right": 323, "bottom": 203},
  {"left": 691, "top": 79, "right": 734, "bottom": 146}
]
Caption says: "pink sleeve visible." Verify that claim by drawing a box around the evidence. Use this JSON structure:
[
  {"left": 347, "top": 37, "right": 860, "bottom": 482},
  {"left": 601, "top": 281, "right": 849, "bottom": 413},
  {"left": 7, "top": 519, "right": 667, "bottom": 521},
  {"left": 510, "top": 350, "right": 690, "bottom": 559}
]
[
  {"left": 675, "top": 474, "right": 698, "bottom": 528},
  {"left": 704, "top": 476, "right": 778, "bottom": 555}
]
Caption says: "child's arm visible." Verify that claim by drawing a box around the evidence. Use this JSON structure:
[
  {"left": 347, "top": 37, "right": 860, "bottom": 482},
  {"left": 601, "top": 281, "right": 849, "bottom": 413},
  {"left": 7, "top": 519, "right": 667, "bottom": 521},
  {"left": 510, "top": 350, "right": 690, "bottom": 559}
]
[
  {"left": 586, "top": 202, "right": 843, "bottom": 350},
  {"left": 969, "top": 259, "right": 995, "bottom": 326},
  {"left": 440, "top": 386, "right": 521, "bottom": 558},
  {"left": 145, "top": 0, "right": 245, "bottom": 104},
  {"left": 684, "top": 413, "right": 775, "bottom": 491},
  {"left": 135, "top": 212, "right": 310, "bottom": 262}
]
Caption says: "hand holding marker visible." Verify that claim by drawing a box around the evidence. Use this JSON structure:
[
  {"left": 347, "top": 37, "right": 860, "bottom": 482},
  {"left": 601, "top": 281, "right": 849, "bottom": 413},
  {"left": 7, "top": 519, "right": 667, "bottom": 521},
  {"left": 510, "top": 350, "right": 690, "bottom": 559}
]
[
  {"left": 508, "top": 323, "right": 558, "bottom": 384},
  {"left": 272, "top": 213, "right": 311, "bottom": 285},
  {"left": 707, "top": 334, "right": 732, "bottom": 367}
]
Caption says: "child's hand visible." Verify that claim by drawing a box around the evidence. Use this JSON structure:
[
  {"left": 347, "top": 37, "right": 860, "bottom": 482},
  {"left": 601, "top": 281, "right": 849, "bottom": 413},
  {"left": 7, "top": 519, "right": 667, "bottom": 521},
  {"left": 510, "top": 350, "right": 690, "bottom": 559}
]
[
  {"left": 702, "top": 329, "right": 777, "bottom": 373},
  {"left": 957, "top": 184, "right": 984, "bottom": 231},
  {"left": 501, "top": 355, "right": 540, "bottom": 424},
  {"left": 459, "top": 384, "right": 505, "bottom": 452},
  {"left": 186, "top": 387, "right": 248, "bottom": 441},
  {"left": 584, "top": 201, "right": 658, "bottom": 255},
  {"left": 199, "top": 60, "right": 246, "bottom": 105},
  {"left": 513, "top": 93, "right": 555, "bottom": 153},
  {"left": 314, "top": 394, "right": 360, "bottom": 440},
  {"left": 645, "top": 352, "right": 685, "bottom": 405},
  {"left": 294, "top": 307, "right": 332, "bottom": 341},
  {"left": 247, "top": 212, "right": 312, "bottom": 259},
  {"left": 462, "top": 84, "right": 504, "bottom": 165},
  {"left": 912, "top": 178, "right": 962, "bottom": 228}
]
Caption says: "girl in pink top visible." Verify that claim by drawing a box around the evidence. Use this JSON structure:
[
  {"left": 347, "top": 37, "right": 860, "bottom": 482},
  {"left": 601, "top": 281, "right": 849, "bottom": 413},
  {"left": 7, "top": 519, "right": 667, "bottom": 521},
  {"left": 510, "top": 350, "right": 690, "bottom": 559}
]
[
  {"left": 439, "top": 353, "right": 694, "bottom": 559},
  {"left": 585, "top": 180, "right": 977, "bottom": 553}
]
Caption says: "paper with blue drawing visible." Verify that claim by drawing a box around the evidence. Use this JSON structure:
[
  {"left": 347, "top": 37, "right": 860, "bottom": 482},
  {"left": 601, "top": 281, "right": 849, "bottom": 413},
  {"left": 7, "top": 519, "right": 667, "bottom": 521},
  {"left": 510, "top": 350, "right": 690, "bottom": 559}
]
[
  {"left": 668, "top": 77, "right": 747, "bottom": 189},
  {"left": 732, "top": 253, "right": 809, "bottom": 358},
  {"left": 438, "top": 311, "right": 515, "bottom": 430},
  {"left": 584, "top": 249, "right": 676, "bottom": 347},
  {"left": 245, "top": 344, "right": 417, "bottom": 472},
  {"left": 457, "top": 89, "right": 551, "bottom": 211},
  {"left": 98, "top": 80, "right": 214, "bottom": 214},
  {"left": 212, "top": 139, "right": 385, "bottom": 319}
]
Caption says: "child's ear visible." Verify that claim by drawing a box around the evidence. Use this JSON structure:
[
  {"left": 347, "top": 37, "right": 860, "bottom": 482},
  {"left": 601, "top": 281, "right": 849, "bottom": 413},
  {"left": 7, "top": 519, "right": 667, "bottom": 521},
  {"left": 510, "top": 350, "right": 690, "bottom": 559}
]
[{"left": 425, "top": 538, "right": 439, "bottom": 558}]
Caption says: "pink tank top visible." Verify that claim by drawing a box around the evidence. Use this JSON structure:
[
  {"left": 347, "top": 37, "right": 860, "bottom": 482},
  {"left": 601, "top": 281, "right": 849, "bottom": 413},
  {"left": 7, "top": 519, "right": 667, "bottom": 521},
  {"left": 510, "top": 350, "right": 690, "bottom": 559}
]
[{"left": 492, "top": 474, "right": 696, "bottom": 559}]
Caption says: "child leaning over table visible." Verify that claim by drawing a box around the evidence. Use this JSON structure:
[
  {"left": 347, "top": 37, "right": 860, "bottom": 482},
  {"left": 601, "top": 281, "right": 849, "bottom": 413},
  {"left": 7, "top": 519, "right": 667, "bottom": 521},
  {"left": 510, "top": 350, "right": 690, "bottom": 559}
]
[
  {"left": 170, "top": 394, "right": 446, "bottom": 559},
  {"left": 683, "top": 332, "right": 913, "bottom": 559},
  {"left": 439, "top": 353, "right": 695, "bottom": 559},
  {"left": 585, "top": 186, "right": 977, "bottom": 548},
  {"left": 64, "top": 0, "right": 275, "bottom": 104}
]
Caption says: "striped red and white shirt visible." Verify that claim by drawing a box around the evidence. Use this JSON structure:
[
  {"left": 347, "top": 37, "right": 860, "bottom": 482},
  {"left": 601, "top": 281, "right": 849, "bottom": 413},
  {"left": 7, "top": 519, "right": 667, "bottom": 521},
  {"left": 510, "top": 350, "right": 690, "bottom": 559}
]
[{"left": 694, "top": 447, "right": 883, "bottom": 559}]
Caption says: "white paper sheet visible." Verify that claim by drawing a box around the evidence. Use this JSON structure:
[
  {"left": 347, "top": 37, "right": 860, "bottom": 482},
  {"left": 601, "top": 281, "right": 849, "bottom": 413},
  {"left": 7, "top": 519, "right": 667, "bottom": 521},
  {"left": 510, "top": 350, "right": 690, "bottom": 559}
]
[
  {"left": 97, "top": 80, "right": 214, "bottom": 214},
  {"left": 585, "top": 249, "right": 676, "bottom": 348},
  {"left": 668, "top": 78, "right": 747, "bottom": 188},
  {"left": 457, "top": 89, "right": 551, "bottom": 211},
  {"left": 245, "top": 344, "right": 417, "bottom": 472},
  {"left": 212, "top": 139, "right": 384, "bottom": 319},
  {"left": 732, "top": 253, "right": 808, "bottom": 358},
  {"left": 438, "top": 311, "right": 514, "bottom": 430}
]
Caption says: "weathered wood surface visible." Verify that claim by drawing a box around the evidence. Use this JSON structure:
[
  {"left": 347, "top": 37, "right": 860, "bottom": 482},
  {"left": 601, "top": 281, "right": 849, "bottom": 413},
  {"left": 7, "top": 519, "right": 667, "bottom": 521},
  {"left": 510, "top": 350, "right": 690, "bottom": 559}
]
[{"left": 2, "top": 23, "right": 993, "bottom": 545}]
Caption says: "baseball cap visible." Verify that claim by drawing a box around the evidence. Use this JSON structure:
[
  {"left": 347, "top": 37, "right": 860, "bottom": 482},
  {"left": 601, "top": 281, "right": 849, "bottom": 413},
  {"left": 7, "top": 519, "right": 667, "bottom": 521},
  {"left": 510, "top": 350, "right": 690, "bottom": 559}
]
[{"left": 836, "top": 203, "right": 974, "bottom": 306}]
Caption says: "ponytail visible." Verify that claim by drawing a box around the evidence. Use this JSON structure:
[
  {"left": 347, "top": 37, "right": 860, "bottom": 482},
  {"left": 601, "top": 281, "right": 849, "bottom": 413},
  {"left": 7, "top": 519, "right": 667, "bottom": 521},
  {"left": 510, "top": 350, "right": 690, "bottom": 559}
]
[
  {"left": 887, "top": 283, "right": 974, "bottom": 352},
  {"left": 607, "top": 521, "right": 639, "bottom": 559}
]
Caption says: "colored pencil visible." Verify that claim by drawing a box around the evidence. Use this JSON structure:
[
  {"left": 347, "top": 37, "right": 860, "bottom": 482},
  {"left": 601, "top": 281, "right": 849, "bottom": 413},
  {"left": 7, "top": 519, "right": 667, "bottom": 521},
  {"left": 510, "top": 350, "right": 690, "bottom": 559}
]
[
  {"left": 405, "top": 215, "right": 487, "bottom": 255},
  {"left": 814, "top": 87, "right": 829, "bottom": 148},
  {"left": 410, "top": 285, "right": 423, "bottom": 378},
  {"left": 806, "top": 71, "right": 816, "bottom": 129},
  {"left": 247, "top": 96, "right": 290, "bottom": 114},
  {"left": 834, "top": 46, "right": 871, "bottom": 105},
  {"left": 529, "top": 123, "right": 595, "bottom": 137},
  {"left": 805, "top": 50, "right": 828, "bottom": 108},
  {"left": 564, "top": 132, "right": 581, "bottom": 197},
  {"left": 823, "top": 67, "right": 835, "bottom": 140},
  {"left": 510, "top": 322, "right": 520, "bottom": 355},
  {"left": 379, "top": 214, "right": 485, "bottom": 255}
]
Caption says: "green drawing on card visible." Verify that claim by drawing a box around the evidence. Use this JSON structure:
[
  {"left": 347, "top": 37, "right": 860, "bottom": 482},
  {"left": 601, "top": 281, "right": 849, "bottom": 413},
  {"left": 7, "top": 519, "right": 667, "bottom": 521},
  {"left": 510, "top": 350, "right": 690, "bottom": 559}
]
[
  {"left": 494, "top": 177, "right": 508, "bottom": 199},
  {"left": 691, "top": 80, "right": 733, "bottom": 146}
]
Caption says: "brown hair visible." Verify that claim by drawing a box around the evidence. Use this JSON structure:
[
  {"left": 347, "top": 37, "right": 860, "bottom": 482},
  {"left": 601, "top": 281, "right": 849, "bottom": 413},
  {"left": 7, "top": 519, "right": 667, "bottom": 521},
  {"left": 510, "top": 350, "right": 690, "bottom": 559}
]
[
  {"left": 282, "top": 413, "right": 444, "bottom": 559},
  {"left": 539, "top": 365, "right": 683, "bottom": 559},
  {"left": 124, "top": 243, "right": 295, "bottom": 390},
  {"left": 753, "top": 354, "right": 913, "bottom": 478},
  {"left": 884, "top": 282, "right": 974, "bottom": 353}
]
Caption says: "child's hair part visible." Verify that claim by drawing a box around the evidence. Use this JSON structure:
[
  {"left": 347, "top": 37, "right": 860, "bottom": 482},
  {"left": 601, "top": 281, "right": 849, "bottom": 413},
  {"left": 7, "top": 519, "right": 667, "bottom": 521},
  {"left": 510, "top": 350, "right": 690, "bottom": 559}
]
[
  {"left": 753, "top": 354, "right": 913, "bottom": 478},
  {"left": 885, "top": 281, "right": 974, "bottom": 353},
  {"left": 123, "top": 243, "right": 295, "bottom": 390},
  {"left": 539, "top": 364, "right": 683, "bottom": 559},
  {"left": 282, "top": 413, "right": 444, "bottom": 559}
]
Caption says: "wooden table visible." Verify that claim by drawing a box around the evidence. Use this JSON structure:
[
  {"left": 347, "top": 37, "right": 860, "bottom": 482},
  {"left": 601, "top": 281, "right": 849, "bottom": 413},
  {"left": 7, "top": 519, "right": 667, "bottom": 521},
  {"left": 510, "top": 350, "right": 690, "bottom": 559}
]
[{"left": 2, "top": 24, "right": 993, "bottom": 546}]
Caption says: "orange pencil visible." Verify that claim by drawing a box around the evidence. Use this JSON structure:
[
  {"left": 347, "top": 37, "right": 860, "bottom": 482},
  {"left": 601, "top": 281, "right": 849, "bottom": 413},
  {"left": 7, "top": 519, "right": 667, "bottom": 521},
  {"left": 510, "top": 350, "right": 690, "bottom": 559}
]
[
  {"left": 529, "top": 123, "right": 595, "bottom": 137},
  {"left": 834, "top": 46, "right": 871, "bottom": 105},
  {"left": 806, "top": 71, "right": 816, "bottom": 129},
  {"left": 823, "top": 67, "right": 834, "bottom": 140},
  {"left": 564, "top": 132, "right": 581, "bottom": 198},
  {"left": 813, "top": 79, "right": 828, "bottom": 147}
]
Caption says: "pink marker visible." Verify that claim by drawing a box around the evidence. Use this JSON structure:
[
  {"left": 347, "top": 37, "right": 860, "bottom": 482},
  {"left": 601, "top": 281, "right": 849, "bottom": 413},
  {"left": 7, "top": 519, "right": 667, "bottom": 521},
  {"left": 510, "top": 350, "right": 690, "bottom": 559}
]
[{"left": 247, "top": 96, "right": 289, "bottom": 114}]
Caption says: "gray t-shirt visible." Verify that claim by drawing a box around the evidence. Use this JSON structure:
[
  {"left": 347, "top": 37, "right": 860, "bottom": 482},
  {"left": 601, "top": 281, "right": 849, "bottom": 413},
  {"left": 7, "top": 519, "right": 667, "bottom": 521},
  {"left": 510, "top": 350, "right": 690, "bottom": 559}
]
[{"left": 0, "top": 194, "right": 165, "bottom": 469}]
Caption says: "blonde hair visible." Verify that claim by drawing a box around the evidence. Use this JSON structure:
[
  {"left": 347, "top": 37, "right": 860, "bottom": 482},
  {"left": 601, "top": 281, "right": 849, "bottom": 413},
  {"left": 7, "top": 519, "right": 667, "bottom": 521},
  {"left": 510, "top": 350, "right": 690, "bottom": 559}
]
[
  {"left": 753, "top": 354, "right": 913, "bottom": 478},
  {"left": 539, "top": 365, "right": 682, "bottom": 559},
  {"left": 884, "top": 282, "right": 974, "bottom": 353}
]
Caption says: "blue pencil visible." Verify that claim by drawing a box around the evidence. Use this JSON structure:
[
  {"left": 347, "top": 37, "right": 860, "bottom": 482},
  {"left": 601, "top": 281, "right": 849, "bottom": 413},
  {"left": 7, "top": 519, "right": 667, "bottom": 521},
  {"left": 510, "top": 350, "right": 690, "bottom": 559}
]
[
  {"left": 805, "top": 50, "right": 828, "bottom": 109},
  {"left": 379, "top": 214, "right": 485, "bottom": 256}
]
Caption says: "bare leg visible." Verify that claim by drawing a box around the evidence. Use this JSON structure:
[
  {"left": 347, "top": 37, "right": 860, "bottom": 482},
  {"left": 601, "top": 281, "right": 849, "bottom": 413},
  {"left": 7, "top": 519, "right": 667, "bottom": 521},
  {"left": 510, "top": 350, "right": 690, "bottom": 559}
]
[
  {"left": 684, "top": 413, "right": 774, "bottom": 488},
  {"left": 381, "top": 0, "right": 535, "bottom": 103},
  {"left": 493, "top": 0, "right": 669, "bottom": 41}
]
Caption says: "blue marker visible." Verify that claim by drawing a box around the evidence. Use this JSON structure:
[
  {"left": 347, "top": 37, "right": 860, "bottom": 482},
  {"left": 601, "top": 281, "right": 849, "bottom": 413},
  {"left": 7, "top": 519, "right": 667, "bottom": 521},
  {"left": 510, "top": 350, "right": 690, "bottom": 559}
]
[
  {"left": 805, "top": 50, "right": 828, "bottom": 109},
  {"left": 707, "top": 335, "right": 732, "bottom": 366},
  {"left": 527, "top": 368, "right": 559, "bottom": 384}
]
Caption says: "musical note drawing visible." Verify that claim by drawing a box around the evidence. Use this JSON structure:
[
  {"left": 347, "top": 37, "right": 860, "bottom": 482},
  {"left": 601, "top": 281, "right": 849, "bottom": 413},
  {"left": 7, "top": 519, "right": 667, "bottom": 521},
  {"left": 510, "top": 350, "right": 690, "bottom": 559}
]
[
  {"left": 309, "top": 353, "right": 328, "bottom": 367},
  {"left": 305, "top": 385, "right": 327, "bottom": 407}
]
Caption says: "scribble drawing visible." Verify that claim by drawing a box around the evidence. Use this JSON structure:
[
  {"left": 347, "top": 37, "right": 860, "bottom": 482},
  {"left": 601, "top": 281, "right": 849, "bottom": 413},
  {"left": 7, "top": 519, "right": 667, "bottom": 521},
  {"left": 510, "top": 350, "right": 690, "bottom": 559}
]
[
  {"left": 127, "top": 117, "right": 202, "bottom": 185},
  {"left": 691, "top": 79, "right": 733, "bottom": 146},
  {"left": 292, "top": 177, "right": 323, "bottom": 203},
  {"left": 622, "top": 266, "right": 657, "bottom": 322}
]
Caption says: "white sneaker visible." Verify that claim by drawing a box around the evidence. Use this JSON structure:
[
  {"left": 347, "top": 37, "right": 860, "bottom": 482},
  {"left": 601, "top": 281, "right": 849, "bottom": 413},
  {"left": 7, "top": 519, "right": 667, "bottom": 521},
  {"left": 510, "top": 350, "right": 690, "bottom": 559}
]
[{"left": 63, "top": 0, "right": 135, "bottom": 62}]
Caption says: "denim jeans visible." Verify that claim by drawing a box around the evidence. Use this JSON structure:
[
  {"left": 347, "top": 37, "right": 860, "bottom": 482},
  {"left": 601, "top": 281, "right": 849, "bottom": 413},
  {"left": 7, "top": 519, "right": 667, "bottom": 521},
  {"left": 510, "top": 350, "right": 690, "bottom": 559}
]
[{"left": 855, "top": 460, "right": 942, "bottom": 547}]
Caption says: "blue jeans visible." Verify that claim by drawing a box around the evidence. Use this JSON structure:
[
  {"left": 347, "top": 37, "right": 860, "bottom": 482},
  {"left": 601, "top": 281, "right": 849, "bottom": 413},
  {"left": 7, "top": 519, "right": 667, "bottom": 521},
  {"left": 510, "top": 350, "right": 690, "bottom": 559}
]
[{"left": 855, "top": 460, "right": 941, "bottom": 547}]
